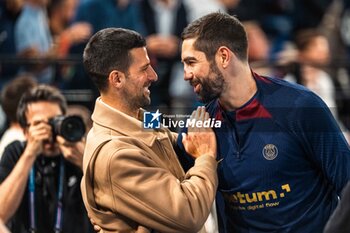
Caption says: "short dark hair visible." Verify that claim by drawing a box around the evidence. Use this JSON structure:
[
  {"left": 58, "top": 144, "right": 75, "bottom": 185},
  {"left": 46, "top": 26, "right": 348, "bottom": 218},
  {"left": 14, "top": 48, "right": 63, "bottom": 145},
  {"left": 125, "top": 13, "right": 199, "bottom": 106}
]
[
  {"left": 83, "top": 28, "right": 146, "bottom": 92},
  {"left": 181, "top": 12, "right": 248, "bottom": 62},
  {"left": 1, "top": 74, "right": 37, "bottom": 123},
  {"left": 17, "top": 85, "right": 67, "bottom": 128}
]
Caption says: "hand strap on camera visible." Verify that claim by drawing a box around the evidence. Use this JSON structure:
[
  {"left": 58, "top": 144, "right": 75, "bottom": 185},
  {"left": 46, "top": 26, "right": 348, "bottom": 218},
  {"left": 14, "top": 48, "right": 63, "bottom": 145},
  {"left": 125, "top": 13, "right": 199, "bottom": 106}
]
[{"left": 28, "top": 157, "right": 65, "bottom": 233}]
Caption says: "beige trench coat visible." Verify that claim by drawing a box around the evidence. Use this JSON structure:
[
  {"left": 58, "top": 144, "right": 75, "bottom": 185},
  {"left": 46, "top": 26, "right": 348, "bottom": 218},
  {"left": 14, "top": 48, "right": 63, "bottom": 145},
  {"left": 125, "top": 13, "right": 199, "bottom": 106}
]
[{"left": 81, "top": 99, "right": 218, "bottom": 233}]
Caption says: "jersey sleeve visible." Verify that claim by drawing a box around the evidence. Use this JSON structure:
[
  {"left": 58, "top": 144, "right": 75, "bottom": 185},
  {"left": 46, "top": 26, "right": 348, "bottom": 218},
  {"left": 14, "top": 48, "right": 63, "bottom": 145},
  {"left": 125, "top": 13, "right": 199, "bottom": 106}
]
[{"left": 292, "top": 93, "right": 350, "bottom": 195}]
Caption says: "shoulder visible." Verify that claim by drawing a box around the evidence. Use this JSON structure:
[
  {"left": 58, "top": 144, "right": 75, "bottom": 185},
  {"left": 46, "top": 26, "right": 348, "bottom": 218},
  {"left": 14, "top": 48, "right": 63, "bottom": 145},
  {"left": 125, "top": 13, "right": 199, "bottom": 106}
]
[
  {"left": 14, "top": 6, "right": 39, "bottom": 38},
  {"left": 0, "top": 141, "right": 25, "bottom": 181},
  {"left": 257, "top": 76, "right": 336, "bottom": 133},
  {"left": 259, "top": 75, "right": 309, "bottom": 96},
  {"left": 259, "top": 75, "right": 327, "bottom": 108},
  {"left": 1, "top": 141, "right": 25, "bottom": 161},
  {"left": 16, "top": 5, "right": 38, "bottom": 23}
]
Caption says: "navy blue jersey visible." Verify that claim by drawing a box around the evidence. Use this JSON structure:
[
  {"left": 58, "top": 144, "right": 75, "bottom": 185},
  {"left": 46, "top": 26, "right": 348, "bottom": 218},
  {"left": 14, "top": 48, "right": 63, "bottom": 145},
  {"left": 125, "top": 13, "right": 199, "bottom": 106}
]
[{"left": 177, "top": 73, "right": 350, "bottom": 233}]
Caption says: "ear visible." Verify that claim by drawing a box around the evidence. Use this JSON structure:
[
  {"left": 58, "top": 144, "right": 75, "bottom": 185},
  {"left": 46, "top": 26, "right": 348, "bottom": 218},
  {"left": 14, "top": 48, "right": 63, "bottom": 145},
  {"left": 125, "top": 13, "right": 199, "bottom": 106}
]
[
  {"left": 108, "top": 70, "right": 125, "bottom": 88},
  {"left": 217, "top": 46, "right": 231, "bottom": 69}
]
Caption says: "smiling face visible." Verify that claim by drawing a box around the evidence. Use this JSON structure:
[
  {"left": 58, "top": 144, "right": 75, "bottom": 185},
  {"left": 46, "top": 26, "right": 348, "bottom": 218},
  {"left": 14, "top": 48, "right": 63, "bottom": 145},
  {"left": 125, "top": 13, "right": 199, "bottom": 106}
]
[
  {"left": 121, "top": 47, "right": 158, "bottom": 109},
  {"left": 181, "top": 38, "right": 225, "bottom": 103}
]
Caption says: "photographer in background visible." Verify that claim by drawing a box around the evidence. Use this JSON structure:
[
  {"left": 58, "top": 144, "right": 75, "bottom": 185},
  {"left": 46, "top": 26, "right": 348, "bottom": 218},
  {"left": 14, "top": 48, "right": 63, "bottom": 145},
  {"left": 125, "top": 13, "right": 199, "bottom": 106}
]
[{"left": 0, "top": 85, "right": 93, "bottom": 233}]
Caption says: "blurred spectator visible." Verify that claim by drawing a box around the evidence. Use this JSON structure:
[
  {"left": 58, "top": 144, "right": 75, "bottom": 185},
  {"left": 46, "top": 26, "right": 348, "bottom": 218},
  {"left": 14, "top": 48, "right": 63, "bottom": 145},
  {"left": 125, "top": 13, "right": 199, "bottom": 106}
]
[
  {"left": 140, "top": 0, "right": 189, "bottom": 110},
  {"left": 243, "top": 20, "right": 273, "bottom": 76},
  {"left": 304, "top": 1, "right": 350, "bottom": 134},
  {"left": 74, "top": 0, "right": 144, "bottom": 35},
  {"left": 292, "top": 0, "right": 332, "bottom": 33},
  {"left": 14, "top": 0, "right": 56, "bottom": 84},
  {"left": 48, "top": 0, "right": 92, "bottom": 58},
  {"left": 182, "top": 0, "right": 240, "bottom": 35},
  {"left": 0, "top": 0, "right": 24, "bottom": 88},
  {"left": 231, "top": 0, "right": 294, "bottom": 61},
  {"left": 219, "top": 0, "right": 240, "bottom": 11},
  {"left": 228, "top": 0, "right": 263, "bottom": 21},
  {"left": 183, "top": 0, "right": 226, "bottom": 23},
  {"left": 47, "top": 0, "right": 92, "bottom": 88},
  {"left": 66, "top": 0, "right": 145, "bottom": 91},
  {"left": 329, "top": 0, "right": 350, "bottom": 131},
  {"left": 283, "top": 29, "right": 350, "bottom": 141},
  {"left": 285, "top": 30, "right": 336, "bottom": 109},
  {"left": 341, "top": 0, "right": 350, "bottom": 57},
  {"left": 0, "top": 73, "right": 37, "bottom": 159}
]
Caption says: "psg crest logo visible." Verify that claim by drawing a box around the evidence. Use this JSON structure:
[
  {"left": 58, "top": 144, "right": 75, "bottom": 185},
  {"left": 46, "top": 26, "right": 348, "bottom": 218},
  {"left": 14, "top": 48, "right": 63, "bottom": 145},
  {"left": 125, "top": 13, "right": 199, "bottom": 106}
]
[{"left": 262, "top": 144, "right": 278, "bottom": 160}]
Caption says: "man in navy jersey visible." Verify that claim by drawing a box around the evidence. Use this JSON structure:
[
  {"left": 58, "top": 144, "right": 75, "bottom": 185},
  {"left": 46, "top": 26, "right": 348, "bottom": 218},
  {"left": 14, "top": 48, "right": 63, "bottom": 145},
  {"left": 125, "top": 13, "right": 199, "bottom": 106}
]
[{"left": 178, "top": 12, "right": 350, "bottom": 232}]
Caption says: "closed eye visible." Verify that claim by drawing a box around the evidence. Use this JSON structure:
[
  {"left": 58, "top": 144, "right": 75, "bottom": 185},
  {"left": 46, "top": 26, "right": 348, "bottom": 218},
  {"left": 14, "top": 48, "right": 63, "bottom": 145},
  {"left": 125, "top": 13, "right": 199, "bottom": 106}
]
[
  {"left": 182, "top": 58, "right": 197, "bottom": 66},
  {"left": 140, "top": 63, "right": 151, "bottom": 72}
]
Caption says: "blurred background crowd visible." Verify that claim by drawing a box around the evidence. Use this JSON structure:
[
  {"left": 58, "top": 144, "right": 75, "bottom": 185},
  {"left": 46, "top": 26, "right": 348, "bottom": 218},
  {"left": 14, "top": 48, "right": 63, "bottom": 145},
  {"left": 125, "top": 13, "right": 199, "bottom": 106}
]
[{"left": 1, "top": 0, "right": 350, "bottom": 137}]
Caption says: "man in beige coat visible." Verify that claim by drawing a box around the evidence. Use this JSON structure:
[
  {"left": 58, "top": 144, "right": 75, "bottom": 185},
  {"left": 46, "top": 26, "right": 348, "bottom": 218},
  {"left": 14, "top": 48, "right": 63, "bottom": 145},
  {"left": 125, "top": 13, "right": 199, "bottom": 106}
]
[{"left": 81, "top": 27, "right": 219, "bottom": 233}]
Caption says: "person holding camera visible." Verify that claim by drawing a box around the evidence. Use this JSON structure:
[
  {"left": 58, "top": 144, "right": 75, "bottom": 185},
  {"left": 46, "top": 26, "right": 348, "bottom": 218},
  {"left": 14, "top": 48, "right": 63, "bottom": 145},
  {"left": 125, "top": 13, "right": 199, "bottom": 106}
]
[{"left": 0, "top": 85, "right": 94, "bottom": 233}]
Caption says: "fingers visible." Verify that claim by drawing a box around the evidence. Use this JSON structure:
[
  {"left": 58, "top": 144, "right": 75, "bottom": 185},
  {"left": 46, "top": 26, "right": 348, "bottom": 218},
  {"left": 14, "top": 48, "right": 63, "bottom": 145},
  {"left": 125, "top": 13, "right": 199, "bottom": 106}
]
[
  {"left": 181, "top": 132, "right": 187, "bottom": 143},
  {"left": 25, "top": 121, "right": 53, "bottom": 156},
  {"left": 182, "top": 106, "right": 217, "bottom": 159},
  {"left": 56, "top": 135, "right": 76, "bottom": 147},
  {"left": 188, "top": 106, "right": 211, "bottom": 133},
  {"left": 28, "top": 121, "right": 52, "bottom": 140},
  {"left": 58, "top": 137, "right": 84, "bottom": 169},
  {"left": 88, "top": 215, "right": 102, "bottom": 232},
  {"left": 181, "top": 132, "right": 188, "bottom": 152}
]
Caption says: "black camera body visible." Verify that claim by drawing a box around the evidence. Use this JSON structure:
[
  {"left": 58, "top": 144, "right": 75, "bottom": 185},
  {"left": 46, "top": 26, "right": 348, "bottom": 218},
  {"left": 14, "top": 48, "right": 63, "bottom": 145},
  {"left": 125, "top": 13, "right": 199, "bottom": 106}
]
[{"left": 49, "top": 115, "right": 86, "bottom": 142}]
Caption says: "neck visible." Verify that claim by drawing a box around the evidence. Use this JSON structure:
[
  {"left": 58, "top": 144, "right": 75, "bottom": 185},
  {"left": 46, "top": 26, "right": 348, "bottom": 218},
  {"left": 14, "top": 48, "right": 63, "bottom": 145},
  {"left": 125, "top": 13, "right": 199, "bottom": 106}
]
[
  {"left": 219, "top": 63, "right": 257, "bottom": 111},
  {"left": 101, "top": 94, "right": 139, "bottom": 119}
]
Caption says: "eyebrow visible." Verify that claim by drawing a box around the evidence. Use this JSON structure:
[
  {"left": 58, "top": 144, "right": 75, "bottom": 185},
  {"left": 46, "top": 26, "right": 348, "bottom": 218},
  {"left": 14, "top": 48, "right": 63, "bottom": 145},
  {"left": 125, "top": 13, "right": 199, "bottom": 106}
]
[
  {"left": 140, "top": 63, "right": 151, "bottom": 70},
  {"left": 182, "top": 57, "right": 197, "bottom": 63},
  {"left": 26, "top": 119, "right": 48, "bottom": 127}
]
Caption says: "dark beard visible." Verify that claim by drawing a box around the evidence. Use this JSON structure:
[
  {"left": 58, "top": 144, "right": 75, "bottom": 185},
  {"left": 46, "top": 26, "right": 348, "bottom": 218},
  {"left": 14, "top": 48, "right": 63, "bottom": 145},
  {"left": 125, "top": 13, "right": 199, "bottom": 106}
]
[
  {"left": 198, "top": 62, "right": 225, "bottom": 103},
  {"left": 126, "top": 91, "right": 150, "bottom": 110},
  {"left": 123, "top": 74, "right": 151, "bottom": 110}
]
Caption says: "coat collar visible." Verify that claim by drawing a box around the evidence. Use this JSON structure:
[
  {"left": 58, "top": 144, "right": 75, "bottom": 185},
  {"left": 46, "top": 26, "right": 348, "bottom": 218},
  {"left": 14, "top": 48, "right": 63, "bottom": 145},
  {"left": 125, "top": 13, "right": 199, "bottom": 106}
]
[{"left": 92, "top": 98, "right": 165, "bottom": 146}]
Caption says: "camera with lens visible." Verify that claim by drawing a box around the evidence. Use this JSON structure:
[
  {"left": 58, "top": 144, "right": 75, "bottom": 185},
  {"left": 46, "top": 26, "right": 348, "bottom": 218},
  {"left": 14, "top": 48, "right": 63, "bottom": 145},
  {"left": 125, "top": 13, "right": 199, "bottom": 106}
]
[{"left": 49, "top": 115, "right": 86, "bottom": 142}]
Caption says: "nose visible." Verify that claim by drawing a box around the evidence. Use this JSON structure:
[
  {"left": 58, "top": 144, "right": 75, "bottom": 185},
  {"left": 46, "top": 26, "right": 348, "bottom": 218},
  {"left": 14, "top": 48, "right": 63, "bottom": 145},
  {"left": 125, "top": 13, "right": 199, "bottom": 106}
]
[
  {"left": 183, "top": 65, "right": 193, "bottom": 81},
  {"left": 148, "top": 66, "right": 158, "bottom": 82}
]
